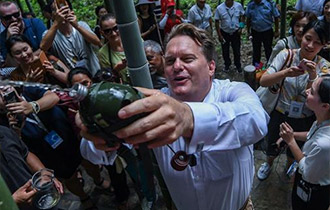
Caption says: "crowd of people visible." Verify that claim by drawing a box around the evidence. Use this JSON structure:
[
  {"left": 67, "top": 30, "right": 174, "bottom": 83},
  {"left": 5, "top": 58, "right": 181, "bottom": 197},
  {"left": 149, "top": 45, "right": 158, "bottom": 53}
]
[{"left": 0, "top": 0, "right": 329, "bottom": 210}]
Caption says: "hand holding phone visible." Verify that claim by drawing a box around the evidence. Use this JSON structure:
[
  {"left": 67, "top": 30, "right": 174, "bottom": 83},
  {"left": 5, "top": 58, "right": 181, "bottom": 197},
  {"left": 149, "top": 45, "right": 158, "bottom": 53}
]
[{"left": 298, "top": 58, "right": 308, "bottom": 71}]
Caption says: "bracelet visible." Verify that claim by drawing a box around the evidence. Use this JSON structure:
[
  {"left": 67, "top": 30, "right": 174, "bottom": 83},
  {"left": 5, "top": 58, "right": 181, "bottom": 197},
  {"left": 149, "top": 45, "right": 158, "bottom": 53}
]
[
  {"left": 29, "top": 101, "right": 40, "bottom": 114},
  {"left": 308, "top": 75, "right": 319, "bottom": 82},
  {"left": 239, "top": 22, "right": 245, "bottom": 28}
]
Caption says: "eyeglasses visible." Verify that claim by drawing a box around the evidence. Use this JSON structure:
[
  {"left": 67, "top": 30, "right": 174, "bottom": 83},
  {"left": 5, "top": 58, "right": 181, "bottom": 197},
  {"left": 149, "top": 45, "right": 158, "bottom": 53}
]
[
  {"left": 103, "top": 25, "right": 118, "bottom": 34},
  {"left": 1, "top": 11, "right": 20, "bottom": 21}
]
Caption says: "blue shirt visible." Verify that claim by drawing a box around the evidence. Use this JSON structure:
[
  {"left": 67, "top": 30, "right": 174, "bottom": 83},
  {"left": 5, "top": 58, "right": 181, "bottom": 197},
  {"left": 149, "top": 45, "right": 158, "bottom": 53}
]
[
  {"left": 245, "top": 0, "right": 280, "bottom": 32},
  {"left": 0, "top": 18, "right": 46, "bottom": 59}
]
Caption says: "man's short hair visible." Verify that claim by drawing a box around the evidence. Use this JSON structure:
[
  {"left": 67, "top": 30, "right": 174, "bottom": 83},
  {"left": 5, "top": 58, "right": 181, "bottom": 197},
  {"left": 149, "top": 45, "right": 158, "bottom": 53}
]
[
  {"left": 166, "top": 23, "right": 215, "bottom": 62},
  {"left": 0, "top": 1, "right": 19, "bottom": 16},
  {"left": 99, "top": 13, "right": 115, "bottom": 29},
  {"left": 143, "top": 40, "right": 163, "bottom": 55}
]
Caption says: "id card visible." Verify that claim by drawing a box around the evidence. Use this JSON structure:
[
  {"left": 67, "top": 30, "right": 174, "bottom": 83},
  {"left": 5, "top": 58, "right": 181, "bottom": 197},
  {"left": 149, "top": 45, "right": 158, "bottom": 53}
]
[
  {"left": 296, "top": 184, "right": 311, "bottom": 202},
  {"left": 288, "top": 101, "right": 304, "bottom": 118},
  {"left": 44, "top": 130, "right": 63, "bottom": 149}
]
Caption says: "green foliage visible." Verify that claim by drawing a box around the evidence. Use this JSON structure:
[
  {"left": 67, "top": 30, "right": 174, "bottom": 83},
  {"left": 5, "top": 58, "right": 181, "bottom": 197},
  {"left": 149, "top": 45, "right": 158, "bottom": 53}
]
[
  {"left": 22, "top": 0, "right": 298, "bottom": 28},
  {"left": 22, "top": 0, "right": 104, "bottom": 28}
]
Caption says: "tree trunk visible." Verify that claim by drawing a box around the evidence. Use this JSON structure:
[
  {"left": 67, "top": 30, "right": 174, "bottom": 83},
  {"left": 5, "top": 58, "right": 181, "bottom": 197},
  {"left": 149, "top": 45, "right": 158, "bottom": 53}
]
[
  {"left": 25, "top": 0, "right": 34, "bottom": 14},
  {"left": 104, "top": 0, "right": 115, "bottom": 14},
  {"left": 37, "top": 0, "right": 46, "bottom": 11},
  {"left": 15, "top": 0, "right": 24, "bottom": 13}
]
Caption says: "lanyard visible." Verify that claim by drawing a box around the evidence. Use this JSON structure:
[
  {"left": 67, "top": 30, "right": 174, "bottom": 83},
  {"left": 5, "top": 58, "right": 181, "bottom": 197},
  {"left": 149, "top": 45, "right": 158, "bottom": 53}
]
[
  {"left": 27, "top": 113, "right": 49, "bottom": 133},
  {"left": 197, "top": 7, "right": 205, "bottom": 22},
  {"left": 226, "top": 7, "right": 235, "bottom": 24},
  {"left": 21, "top": 96, "right": 49, "bottom": 133}
]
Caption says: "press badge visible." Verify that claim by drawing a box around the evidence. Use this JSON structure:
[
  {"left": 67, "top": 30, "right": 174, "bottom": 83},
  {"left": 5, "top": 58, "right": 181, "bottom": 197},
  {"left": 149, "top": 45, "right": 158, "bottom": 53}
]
[
  {"left": 288, "top": 101, "right": 304, "bottom": 118},
  {"left": 296, "top": 180, "right": 311, "bottom": 202},
  {"left": 44, "top": 130, "right": 63, "bottom": 149}
]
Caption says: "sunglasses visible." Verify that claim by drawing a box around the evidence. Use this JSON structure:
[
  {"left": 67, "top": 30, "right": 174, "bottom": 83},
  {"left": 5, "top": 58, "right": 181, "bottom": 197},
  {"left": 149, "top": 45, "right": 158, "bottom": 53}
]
[
  {"left": 1, "top": 11, "right": 20, "bottom": 21},
  {"left": 103, "top": 25, "right": 118, "bottom": 34}
]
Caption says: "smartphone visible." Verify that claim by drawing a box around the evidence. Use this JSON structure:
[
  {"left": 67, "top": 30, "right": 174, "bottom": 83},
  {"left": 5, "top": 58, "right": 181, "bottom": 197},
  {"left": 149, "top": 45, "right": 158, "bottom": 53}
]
[
  {"left": 3, "top": 90, "right": 20, "bottom": 104},
  {"left": 28, "top": 51, "right": 48, "bottom": 74},
  {"left": 2, "top": 90, "right": 23, "bottom": 128},
  {"left": 298, "top": 58, "right": 308, "bottom": 71},
  {"left": 56, "top": 0, "right": 68, "bottom": 8}
]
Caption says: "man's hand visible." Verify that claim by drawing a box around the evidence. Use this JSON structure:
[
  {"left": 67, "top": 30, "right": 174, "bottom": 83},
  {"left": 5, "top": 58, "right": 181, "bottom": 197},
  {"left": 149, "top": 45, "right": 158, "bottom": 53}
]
[
  {"left": 12, "top": 180, "right": 37, "bottom": 205},
  {"left": 66, "top": 11, "right": 79, "bottom": 28},
  {"left": 279, "top": 122, "right": 295, "bottom": 145},
  {"left": 77, "top": 88, "right": 194, "bottom": 149},
  {"left": 114, "top": 88, "right": 194, "bottom": 148},
  {"left": 6, "top": 100, "right": 33, "bottom": 115},
  {"left": 6, "top": 22, "right": 21, "bottom": 37},
  {"left": 53, "top": 4, "right": 70, "bottom": 25}
]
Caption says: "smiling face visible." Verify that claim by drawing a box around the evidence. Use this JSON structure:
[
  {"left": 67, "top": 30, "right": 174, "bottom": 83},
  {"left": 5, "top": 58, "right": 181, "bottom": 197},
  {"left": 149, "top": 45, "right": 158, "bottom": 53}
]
[
  {"left": 164, "top": 35, "right": 215, "bottom": 102},
  {"left": 10, "top": 41, "right": 34, "bottom": 64},
  {"left": 293, "top": 17, "right": 308, "bottom": 43},
  {"left": 300, "top": 28, "right": 324, "bottom": 60},
  {"left": 100, "top": 18, "right": 121, "bottom": 44}
]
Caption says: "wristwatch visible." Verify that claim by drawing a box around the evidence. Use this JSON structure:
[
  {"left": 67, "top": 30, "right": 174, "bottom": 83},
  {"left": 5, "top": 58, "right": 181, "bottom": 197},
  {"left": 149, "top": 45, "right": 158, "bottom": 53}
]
[{"left": 29, "top": 101, "right": 40, "bottom": 114}]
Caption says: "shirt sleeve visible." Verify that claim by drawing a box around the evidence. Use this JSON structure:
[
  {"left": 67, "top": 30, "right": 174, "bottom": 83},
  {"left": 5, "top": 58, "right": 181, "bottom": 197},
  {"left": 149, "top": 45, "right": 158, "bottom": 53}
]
[
  {"left": 187, "top": 8, "right": 194, "bottom": 23},
  {"left": 298, "top": 131, "right": 330, "bottom": 185},
  {"left": 271, "top": 2, "right": 280, "bottom": 18},
  {"left": 267, "top": 49, "right": 288, "bottom": 74},
  {"left": 214, "top": 7, "right": 220, "bottom": 20},
  {"left": 186, "top": 81, "right": 269, "bottom": 153}
]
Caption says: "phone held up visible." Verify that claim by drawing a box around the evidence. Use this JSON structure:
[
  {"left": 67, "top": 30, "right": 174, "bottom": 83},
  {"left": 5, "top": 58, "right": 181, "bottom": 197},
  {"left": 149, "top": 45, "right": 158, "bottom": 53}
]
[
  {"left": 56, "top": 0, "right": 68, "bottom": 8},
  {"left": 1, "top": 89, "right": 24, "bottom": 128}
]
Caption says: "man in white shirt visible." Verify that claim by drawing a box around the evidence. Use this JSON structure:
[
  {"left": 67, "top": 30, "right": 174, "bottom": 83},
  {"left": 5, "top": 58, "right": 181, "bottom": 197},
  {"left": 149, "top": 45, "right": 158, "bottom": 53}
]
[
  {"left": 215, "top": 0, "right": 245, "bottom": 72},
  {"left": 40, "top": 1, "right": 101, "bottom": 76},
  {"left": 79, "top": 23, "right": 269, "bottom": 210},
  {"left": 187, "top": 0, "right": 213, "bottom": 33}
]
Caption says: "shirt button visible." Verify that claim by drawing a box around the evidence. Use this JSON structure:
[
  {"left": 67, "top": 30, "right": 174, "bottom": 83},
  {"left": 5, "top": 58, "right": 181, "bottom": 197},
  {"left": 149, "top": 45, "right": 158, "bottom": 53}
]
[{"left": 195, "top": 175, "right": 200, "bottom": 181}]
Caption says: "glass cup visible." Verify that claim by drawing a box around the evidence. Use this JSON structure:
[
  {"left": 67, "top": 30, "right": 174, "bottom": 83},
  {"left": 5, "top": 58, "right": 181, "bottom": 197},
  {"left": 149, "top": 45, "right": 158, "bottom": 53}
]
[{"left": 31, "top": 168, "right": 61, "bottom": 209}]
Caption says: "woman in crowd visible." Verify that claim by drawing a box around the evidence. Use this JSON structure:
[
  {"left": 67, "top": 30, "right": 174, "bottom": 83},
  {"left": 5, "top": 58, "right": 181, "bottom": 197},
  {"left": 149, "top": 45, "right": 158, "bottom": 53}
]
[
  {"left": 280, "top": 75, "right": 330, "bottom": 210},
  {"left": 257, "top": 20, "right": 330, "bottom": 181},
  {"left": 6, "top": 34, "right": 69, "bottom": 86},
  {"left": 267, "top": 11, "right": 317, "bottom": 66},
  {"left": 98, "top": 14, "right": 130, "bottom": 84},
  {"left": 136, "top": 0, "right": 161, "bottom": 44}
]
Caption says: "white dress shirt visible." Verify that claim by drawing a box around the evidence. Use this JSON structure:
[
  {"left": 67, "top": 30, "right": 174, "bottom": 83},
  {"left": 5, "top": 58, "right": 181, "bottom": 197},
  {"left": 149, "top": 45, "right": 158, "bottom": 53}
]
[
  {"left": 187, "top": 4, "right": 213, "bottom": 30},
  {"left": 299, "top": 120, "right": 330, "bottom": 186},
  {"left": 155, "top": 79, "right": 269, "bottom": 210},
  {"left": 214, "top": 2, "right": 245, "bottom": 34}
]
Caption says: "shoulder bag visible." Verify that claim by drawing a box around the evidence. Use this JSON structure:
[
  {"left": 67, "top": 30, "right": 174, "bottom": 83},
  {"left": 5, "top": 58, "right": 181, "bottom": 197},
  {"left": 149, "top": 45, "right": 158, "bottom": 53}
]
[{"left": 256, "top": 49, "right": 294, "bottom": 114}]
